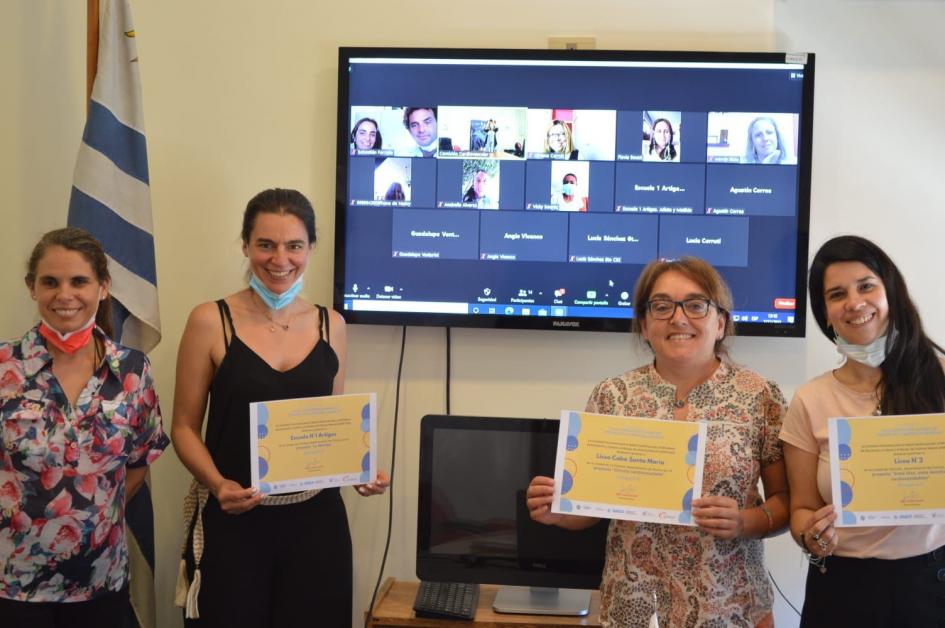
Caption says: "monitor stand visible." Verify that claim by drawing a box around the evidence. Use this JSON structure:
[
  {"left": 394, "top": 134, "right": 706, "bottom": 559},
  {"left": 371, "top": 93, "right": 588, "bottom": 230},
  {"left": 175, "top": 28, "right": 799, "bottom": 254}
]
[{"left": 492, "top": 586, "right": 591, "bottom": 616}]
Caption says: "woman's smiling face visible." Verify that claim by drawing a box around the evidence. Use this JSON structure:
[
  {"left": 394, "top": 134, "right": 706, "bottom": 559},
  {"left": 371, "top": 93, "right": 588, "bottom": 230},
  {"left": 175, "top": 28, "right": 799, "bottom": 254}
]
[{"left": 822, "top": 261, "right": 889, "bottom": 345}]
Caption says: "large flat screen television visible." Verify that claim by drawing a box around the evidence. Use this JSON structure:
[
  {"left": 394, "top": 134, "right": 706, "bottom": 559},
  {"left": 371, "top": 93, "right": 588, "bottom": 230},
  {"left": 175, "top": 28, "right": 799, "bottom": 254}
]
[
  {"left": 335, "top": 47, "right": 814, "bottom": 336},
  {"left": 416, "top": 415, "right": 609, "bottom": 614}
]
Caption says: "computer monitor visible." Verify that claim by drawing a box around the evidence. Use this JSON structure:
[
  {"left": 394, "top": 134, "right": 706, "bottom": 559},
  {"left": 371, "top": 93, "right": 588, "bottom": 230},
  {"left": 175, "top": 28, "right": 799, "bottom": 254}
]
[
  {"left": 416, "top": 414, "right": 609, "bottom": 615},
  {"left": 335, "top": 47, "right": 815, "bottom": 336}
]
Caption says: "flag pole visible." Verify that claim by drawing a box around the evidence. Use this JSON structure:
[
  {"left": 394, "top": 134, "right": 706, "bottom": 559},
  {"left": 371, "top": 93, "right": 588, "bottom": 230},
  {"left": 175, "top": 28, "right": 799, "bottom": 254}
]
[{"left": 86, "top": 0, "right": 99, "bottom": 104}]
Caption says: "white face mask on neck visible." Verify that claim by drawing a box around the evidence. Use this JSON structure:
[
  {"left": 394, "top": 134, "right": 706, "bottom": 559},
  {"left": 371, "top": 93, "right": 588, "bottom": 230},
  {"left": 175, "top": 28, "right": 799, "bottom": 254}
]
[{"left": 835, "top": 329, "right": 895, "bottom": 368}]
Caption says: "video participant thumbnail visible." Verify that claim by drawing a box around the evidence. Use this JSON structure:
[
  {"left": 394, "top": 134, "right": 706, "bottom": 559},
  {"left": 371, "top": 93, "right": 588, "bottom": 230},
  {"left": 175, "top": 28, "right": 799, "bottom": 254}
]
[
  {"left": 550, "top": 171, "right": 587, "bottom": 212},
  {"left": 525, "top": 109, "right": 616, "bottom": 161},
  {"left": 348, "top": 157, "right": 436, "bottom": 208},
  {"left": 568, "top": 213, "right": 658, "bottom": 264},
  {"left": 616, "top": 111, "right": 707, "bottom": 163},
  {"left": 351, "top": 106, "right": 458, "bottom": 158},
  {"left": 436, "top": 158, "right": 524, "bottom": 210},
  {"left": 524, "top": 160, "right": 614, "bottom": 212},
  {"left": 532, "top": 161, "right": 590, "bottom": 212},
  {"left": 658, "top": 215, "right": 750, "bottom": 267},
  {"left": 374, "top": 158, "right": 411, "bottom": 204},
  {"left": 706, "top": 112, "right": 799, "bottom": 165},
  {"left": 437, "top": 106, "right": 527, "bottom": 158},
  {"left": 614, "top": 162, "right": 705, "bottom": 214},
  {"left": 642, "top": 111, "right": 681, "bottom": 162},
  {"left": 461, "top": 160, "right": 499, "bottom": 209},
  {"left": 391, "top": 208, "right": 480, "bottom": 260},
  {"left": 705, "top": 163, "right": 798, "bottom": 216},
  {"left": 479, "top": 211, "right": 569, "bottom": 262}
]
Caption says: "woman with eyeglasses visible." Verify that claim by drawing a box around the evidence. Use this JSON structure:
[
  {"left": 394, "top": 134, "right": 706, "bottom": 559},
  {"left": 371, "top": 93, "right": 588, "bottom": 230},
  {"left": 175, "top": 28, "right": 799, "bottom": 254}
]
[
  {"left": 780, "top": 236, "right": 945, "bottom": 626},
  {"left": 527, "top": 257, "right": 788, "bottom": 627},
  {"left": 543, "top": 120, "right": 579, "bottom": 160}
]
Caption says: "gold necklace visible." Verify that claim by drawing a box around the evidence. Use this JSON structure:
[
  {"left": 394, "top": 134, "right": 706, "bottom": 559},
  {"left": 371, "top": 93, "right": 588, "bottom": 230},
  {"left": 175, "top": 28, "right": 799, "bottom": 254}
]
[{"left": 250, "top": 291, "right": 292, "bottom": 332}]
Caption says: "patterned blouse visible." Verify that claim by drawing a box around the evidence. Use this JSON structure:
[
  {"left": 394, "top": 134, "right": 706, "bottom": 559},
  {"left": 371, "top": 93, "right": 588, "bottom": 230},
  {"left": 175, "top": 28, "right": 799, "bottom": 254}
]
[
  {"left": 0, "top": 326, "right": 169, "bottom": 602},
  {"left": 587, "top": 361, "right": 785, "bottom": 628}
]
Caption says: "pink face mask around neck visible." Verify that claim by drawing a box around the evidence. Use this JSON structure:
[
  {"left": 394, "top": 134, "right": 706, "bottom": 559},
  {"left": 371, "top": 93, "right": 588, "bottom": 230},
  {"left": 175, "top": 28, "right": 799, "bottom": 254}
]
[{"left": 38, "top": 316, "right": 96, "bottom": 354}]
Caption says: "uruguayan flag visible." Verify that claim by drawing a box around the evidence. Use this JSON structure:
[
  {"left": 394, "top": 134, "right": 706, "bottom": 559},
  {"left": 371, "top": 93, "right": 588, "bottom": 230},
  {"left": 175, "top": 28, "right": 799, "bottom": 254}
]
[
  {"left": 68, "top": 0, "right": 160, "bottom": 354},
  {"left": 68, "top": 3, "right": 159, "bottom": 628}
]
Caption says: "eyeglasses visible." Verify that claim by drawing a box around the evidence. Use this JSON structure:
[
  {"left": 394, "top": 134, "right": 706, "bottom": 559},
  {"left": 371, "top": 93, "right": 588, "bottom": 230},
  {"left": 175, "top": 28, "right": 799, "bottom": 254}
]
[
  {"left": 643, "top": 298, "right": 721, "bottom": 320},
  {"left": 548, "top": 132, "right": 567, "bottom": 139}
]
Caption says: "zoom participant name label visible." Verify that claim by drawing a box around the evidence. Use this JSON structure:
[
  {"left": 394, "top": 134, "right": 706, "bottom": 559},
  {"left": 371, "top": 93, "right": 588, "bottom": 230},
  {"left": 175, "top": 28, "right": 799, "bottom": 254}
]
[
  {"left": 615, "top": 163, "right": 705, "bottom": 214},
  {"left": 391, "top": 209, "right": 480, "bottom": 261},
  {"left": 706, "top": 164, "right": 797, "bottom": 217},
  {"left": 480, "top": 212, "right": 568, "bottom": 262},
  {"left": 569, "top": 214, "right": 658, "bottom": 265},
  {"left": 658, "top": 215, "right": 749, "bottom": 267}
]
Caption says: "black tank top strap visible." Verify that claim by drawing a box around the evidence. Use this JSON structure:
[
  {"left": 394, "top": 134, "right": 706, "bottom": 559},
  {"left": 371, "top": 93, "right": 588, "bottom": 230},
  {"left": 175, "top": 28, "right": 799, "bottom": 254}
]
[
  {"left": 216, "top": 299, "right": 236, "bottom": 349},
  {"left": 317, "top": 305, "right": 330, "bottom": 344}
]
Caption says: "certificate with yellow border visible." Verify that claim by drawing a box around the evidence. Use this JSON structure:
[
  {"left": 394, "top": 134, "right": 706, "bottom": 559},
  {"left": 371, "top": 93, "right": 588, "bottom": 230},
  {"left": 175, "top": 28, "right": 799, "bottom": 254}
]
[
  {"left": 829, "top": 413, "right": 945, "bottom": 527},
  {"left": 249, "top": 393, "right": 377, "bottom": 495},
  {"left": 551, "top": 411, "right": 706, "bottom": 525}
]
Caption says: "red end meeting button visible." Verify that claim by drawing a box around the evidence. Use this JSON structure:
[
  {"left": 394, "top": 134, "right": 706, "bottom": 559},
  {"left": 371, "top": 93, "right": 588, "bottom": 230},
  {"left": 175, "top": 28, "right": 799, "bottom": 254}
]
[{"left": 774, "top": 298, "right": 796, "bottom": 310}]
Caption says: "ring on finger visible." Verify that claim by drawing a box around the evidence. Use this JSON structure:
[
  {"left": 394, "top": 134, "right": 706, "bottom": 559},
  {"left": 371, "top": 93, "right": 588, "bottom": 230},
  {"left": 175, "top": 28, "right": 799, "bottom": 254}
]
[{"left": 811, "top": 531, "right": 821, "bottom": 541}]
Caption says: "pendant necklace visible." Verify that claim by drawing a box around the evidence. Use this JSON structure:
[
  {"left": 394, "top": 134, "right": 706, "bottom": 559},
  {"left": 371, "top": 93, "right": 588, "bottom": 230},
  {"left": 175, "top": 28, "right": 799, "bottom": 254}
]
[
  {"left": 251, "top": 292, "right": 291, "bottom": 332},
  {"left": 674, "top": 397, "right": 687, "bottom": 409}
]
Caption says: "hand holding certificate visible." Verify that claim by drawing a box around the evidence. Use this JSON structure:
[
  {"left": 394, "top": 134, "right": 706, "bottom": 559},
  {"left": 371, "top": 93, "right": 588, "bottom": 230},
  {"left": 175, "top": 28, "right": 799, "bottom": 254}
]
[
  {"left": 828, "top": 412, "right": 945, "bottom": 527},
  {"left": 249, "top": 392, "right": 377, "bottom": 495},
  {"left": 552, "top": 411, "right": 706, "bottom": 525}
]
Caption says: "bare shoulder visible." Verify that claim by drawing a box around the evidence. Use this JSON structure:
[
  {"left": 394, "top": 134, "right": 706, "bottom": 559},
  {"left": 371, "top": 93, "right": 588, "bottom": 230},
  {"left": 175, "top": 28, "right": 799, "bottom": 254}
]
[
  {"left": 185, "top": 300, "right": 225, "bottom": 334},
  {"left": 326, "top": 308, "right": 347, "bottom": 332}
]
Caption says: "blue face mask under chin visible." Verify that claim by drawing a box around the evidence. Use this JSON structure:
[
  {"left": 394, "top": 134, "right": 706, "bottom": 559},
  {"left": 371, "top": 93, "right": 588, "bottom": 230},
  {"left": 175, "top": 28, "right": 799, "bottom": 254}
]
[
  {"left": 249, "top": 273, "right": 303, "bottom": 310},
  {"left": 835, "top": 329, "right": 894, "bottom": 368}
]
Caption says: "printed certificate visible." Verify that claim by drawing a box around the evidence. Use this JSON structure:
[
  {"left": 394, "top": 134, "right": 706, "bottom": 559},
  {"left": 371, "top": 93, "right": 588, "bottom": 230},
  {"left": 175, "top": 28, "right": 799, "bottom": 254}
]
[
  {"left": 249, "top": 393, "right": 377, "bottom": 495},
  {"left": 829, "top": 413, "right": 945, "bottom": 527},
  {"left": 552, "top": 411, "right": 706, "bottom": 525}
]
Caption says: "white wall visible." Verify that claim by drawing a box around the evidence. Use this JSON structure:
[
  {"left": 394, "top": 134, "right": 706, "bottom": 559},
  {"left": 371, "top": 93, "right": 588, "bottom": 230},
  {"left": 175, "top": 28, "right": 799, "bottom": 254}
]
[{"left": 3, "top": 1, "right": 945, "bottom": 626}]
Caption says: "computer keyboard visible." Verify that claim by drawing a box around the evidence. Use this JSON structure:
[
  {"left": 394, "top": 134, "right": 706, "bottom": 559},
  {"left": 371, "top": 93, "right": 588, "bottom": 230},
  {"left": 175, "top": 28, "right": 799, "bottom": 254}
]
[{"left": 413, "top": 581, "right": 480, "bottom": 621}]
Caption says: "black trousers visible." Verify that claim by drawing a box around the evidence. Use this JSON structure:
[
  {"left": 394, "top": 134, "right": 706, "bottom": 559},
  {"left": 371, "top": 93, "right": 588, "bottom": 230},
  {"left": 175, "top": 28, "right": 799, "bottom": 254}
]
[
  {"left": 185, "top": 487, "right": 353, "bottom": 628},
  {"left": 800, "top": 545, "right": 945, "bottom": 627},
  {"left": 0, "top": 586, "right": 128, "bottom": 628}
]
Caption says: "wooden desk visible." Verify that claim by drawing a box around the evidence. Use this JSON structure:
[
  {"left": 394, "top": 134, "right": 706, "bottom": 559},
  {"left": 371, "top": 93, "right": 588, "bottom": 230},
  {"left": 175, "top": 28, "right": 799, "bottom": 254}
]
[{"left": 368, "top": 579, "right": 601, "bottom": 627}]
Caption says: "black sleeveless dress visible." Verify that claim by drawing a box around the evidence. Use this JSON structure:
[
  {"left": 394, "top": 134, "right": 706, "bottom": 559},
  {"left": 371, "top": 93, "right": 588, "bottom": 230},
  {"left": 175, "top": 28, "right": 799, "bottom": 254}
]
[{"left": 187, "top": 300, "right": 352, "bottom": 628}]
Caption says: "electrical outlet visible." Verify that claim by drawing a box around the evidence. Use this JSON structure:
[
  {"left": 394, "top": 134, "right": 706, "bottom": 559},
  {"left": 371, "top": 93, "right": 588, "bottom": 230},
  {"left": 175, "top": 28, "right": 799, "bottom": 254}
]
[{"left": 548, "top": 37, "right": 596, "bottom": 50}]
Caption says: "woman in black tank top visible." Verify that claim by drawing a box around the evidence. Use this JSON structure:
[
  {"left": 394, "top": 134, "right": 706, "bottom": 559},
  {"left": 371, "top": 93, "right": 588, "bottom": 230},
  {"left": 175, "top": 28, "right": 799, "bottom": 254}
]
[{"left": 171, "top": 189, "right": 389, "bottom": 628}]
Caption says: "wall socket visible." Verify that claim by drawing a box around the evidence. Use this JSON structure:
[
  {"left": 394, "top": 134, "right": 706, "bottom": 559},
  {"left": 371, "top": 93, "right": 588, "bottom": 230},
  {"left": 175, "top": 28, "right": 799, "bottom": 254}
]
[{"left": 548, "top": 37, "right": 596, "bottom": 50}]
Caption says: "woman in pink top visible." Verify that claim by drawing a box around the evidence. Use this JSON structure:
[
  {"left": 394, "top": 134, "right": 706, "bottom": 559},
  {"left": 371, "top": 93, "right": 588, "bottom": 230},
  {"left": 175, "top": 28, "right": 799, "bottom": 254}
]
[{"left": 781, "top": 235, "right": 945, "bottom": 626}]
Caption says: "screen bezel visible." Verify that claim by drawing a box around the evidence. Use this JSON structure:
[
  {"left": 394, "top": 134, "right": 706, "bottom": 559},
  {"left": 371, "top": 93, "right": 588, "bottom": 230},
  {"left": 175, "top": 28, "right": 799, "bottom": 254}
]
[
  {"left": 416, "top": 414, "right": 607, "bottom": 589},
  {"left": 334, "top": 47, "right": 814, "bottom": 337}
]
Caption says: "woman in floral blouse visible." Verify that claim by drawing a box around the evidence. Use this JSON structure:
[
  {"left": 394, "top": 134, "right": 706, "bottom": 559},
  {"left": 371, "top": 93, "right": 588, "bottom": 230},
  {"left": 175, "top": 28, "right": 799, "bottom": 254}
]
[
  {"left": 527, "top": 257, "right": 789, "bottom": 627},
  {"left": 0, "top": 228, "right": 169, "bottom": 627}
]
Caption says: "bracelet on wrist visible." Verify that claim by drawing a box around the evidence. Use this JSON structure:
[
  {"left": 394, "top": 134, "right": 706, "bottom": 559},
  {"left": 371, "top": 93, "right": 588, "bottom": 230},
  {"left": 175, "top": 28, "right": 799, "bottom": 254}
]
[
  {"left": 760, "top": 503, "right": 774, "bottom": 534},
  {"left": 799, "top": 529, "right": 829, "bottom": 574}
]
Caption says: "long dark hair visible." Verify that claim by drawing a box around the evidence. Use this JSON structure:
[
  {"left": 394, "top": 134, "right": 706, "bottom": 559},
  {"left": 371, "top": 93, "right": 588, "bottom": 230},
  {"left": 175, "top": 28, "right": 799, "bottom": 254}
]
[
  {"left": 648, "top": 118, "right": 677, "bottom": 160},
  {"left": 809, "top": 235, "right": 945, "bottom": 414},
  {"left": 25, "top": 227, "right": 114, "bottom": 337},
  {"left": 350, "top": 117, "right": 382, "bottom": 149}
]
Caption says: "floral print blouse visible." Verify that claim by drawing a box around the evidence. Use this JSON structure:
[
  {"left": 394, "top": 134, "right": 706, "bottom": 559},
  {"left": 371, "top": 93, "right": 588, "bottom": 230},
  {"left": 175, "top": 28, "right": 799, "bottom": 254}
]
[
  {"left": 587, "top": 361, "right": 785, "bottom": 628},
  {"left": 0, "top": 326, "right": 168, "bottom": 602}
]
